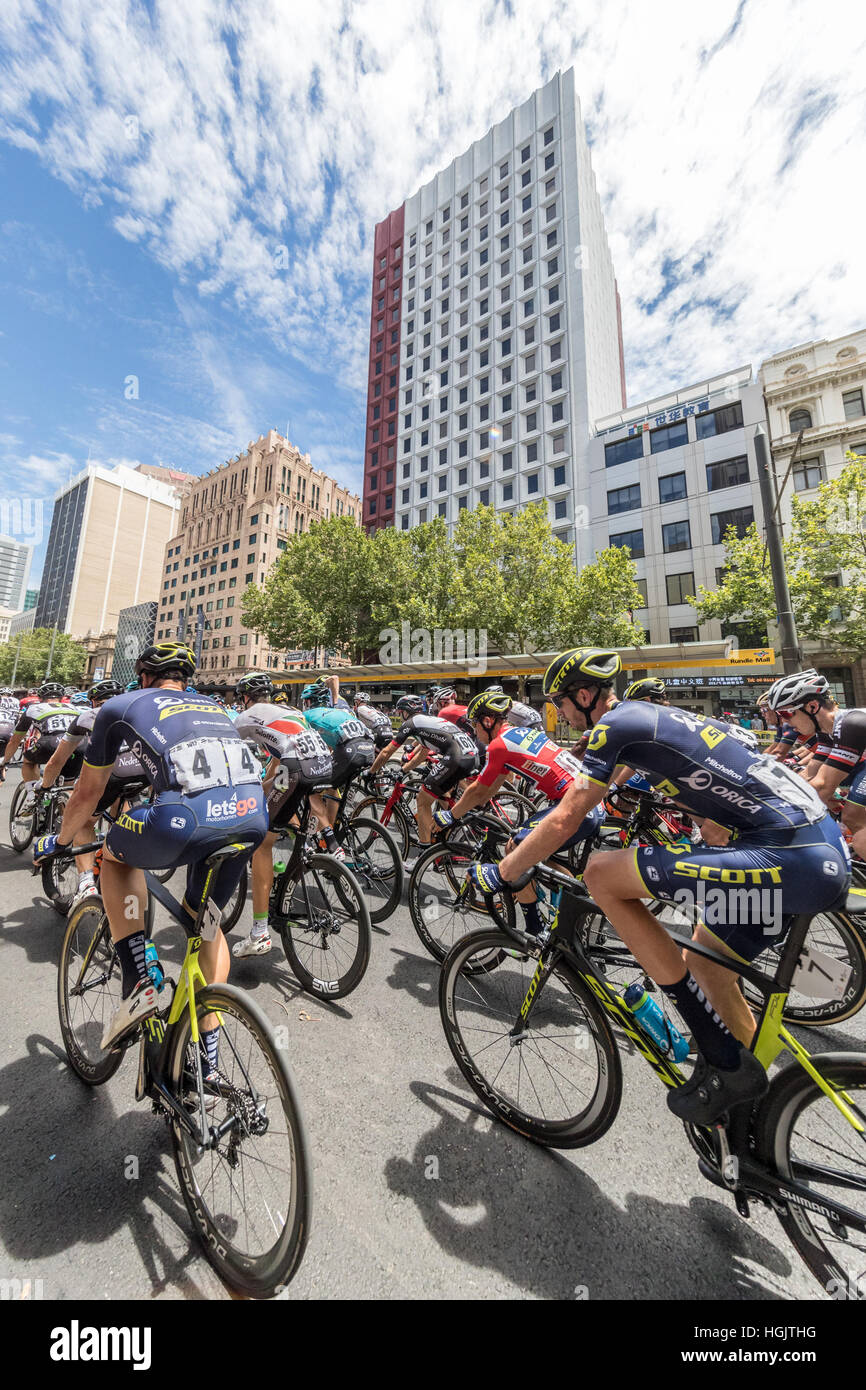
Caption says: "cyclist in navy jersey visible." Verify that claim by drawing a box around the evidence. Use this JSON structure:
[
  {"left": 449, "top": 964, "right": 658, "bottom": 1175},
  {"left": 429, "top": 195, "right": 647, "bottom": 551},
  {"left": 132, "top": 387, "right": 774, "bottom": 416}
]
[
  {"left": 33, "top": 643, "right": 268, "bottom": 1054},
  {"left": 485, "top": 648, "right": 849, "bottom": 1126}
]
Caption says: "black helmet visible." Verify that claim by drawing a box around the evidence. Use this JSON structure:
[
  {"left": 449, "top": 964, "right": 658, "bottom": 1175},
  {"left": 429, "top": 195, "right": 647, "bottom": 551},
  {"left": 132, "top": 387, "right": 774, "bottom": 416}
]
[
  {"left": 236, "top": 671, "right": 274, "bottom": 701},
  {"left": 396, "top": 694, "right": 424, "bottom": 716},
  {"left": 272, "top": 689, "right": 290, "bottom": 706},
  {"left": 38, "top": 681, "right": 66, "bottom": 700},
  {"left": 467, "top": 691, "right": 512, "bottom": 721},
  {"left": 542, "top": 648, "right": 621, "bottom": 699},
  {"left": 90, "top": 678, "right": 124, "bottom": 704},
  {"left": 135, "top": 641, "right": 196, "bottom": 681},
  {"left": 623, "top": 676, "right": 667, "bottom": 703}
]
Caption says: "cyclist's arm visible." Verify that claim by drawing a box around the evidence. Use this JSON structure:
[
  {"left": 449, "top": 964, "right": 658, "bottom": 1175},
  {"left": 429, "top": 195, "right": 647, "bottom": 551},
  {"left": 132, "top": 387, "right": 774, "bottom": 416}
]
[
  {"left": 55, "top": 763, "right": 114, "bottom": 845},
  {"left": 325, "top": 675, "right": 340, "bottom": 706},
  {"left": 612, "top": 763, "right": 634, "bottom": 786},
  {"left": 499, "top": 778, "right": 603, "bottom": 881},
  {"left": 810, "top": 763, "right": 850, "bottom": 806},
  {"left": 403, "top": 745, "right": 428, "bottom": 773},
  {"left": 0, "top": 730, "right": 23, "bottom": 768},
  {"left": 41, "top": 738, "right": 75, "bottom": 790},
  {"left": 369, "top": 740, "right": 399, "bottom": 776},
  {"left": 450, "top": 772, "right": 508, "bottom": 818}
]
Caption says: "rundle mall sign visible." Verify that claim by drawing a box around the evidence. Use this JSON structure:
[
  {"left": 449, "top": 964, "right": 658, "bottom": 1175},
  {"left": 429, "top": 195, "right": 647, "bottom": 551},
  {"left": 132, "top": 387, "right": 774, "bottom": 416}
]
[{"left": 644, "top": 648, "right": 776, "bottom": 672}]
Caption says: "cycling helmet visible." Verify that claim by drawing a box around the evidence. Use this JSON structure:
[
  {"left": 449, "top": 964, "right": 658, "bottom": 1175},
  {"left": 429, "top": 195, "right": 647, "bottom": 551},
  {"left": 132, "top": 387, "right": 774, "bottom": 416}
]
[
  {"left": 38, "top": 681, "right": 66, "bottom": 700},
  {"left": 395, "top": 694, "right": 424, "bottom": 716},
  {"left": 135, "top": 641, "right": 196, "bottom": 680},
  {"left": 70, "top": 691, "right": 91, "bottom": 706},
  {"left": 301, "top": 683, "right": 329, "bottom": 707},
  {"left": 352, "top": 690, "right": 365, "bottom": 705},
  {"left": 467, "top": 691, "right": 513, "bottom": 722},
  {"left": 766, "top": 669, "right": 830, "bottom": 717},
  {"left": 428, "top": 684, "right": 456, "bottom": 713},
  {"left": 272, "top": 690, "right": 290, "bottom": 706},
  {"left": 484, "top": 683, "right": 504, "bottom": 694},
  {"left": 236, "top": 671, "right": 275, "bottom": 702},
  {"left": 90, "top": 678, "right": 124, "bottom": 703},
  {"left": 0, "top": 687, "right": 13, "bottom": 696},
  {"left": 542, "top": 647, "right": 621, "bottom": 722},
  {"left": 126, "top": 679, "right": 140, "bottom": 692},
  {"left": 623, "top": 676, "right": 667, "bottom": 703}
]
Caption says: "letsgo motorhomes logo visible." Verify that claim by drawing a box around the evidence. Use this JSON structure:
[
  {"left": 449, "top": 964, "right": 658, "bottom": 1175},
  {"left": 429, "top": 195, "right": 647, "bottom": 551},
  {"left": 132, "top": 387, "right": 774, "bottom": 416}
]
[
  {"left": 50, "top": 1321, "right": 151, "bottom": 1370},
  {"left": 206, "top": 793, "right": 260, "bottom": 819}
]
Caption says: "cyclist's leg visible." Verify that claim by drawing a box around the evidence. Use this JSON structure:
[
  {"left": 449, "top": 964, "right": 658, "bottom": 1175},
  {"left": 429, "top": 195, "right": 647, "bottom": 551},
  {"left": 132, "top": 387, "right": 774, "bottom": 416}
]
[{"left": 683, "top": 925, "right": 757, "bottom": 1045}]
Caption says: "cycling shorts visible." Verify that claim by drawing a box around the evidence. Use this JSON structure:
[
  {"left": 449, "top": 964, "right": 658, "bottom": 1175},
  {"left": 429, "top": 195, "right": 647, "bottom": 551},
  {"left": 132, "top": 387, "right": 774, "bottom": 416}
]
[
  {"left": 330, "top": 737, "right": 374, "bottom": 788},
  {"left": 25, "top": 736, "right": 84, "bottom": 775},
  {"left": 423, "top": 754, "right": 477, "bottom": 800},
  {"left": 846, "top": 763, "right": 866, "bottom": 809},
  {"left": 512, "top": 800, "right": 604, "bottom": 850},
  {"left": 105, "top": 785, "right": 267, "bottom": 912},
  {"left": 633, "top": 818, "right": 850, "bottom": 962},
  {"left": 374, "top": 728, "right": 394, "bottom": 751}
]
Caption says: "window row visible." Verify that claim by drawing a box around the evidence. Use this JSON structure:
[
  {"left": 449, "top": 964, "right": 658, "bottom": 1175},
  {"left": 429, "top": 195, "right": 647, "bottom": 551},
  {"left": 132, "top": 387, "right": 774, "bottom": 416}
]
[
  {"left": 608, "top": 506, "right": 754, "bottom": 557},
  {"left": 606, "top": 456, "right": 750, "bottom": 513},
  {"left": 604, "top": 401, "right": 745, "bottom": 466}
]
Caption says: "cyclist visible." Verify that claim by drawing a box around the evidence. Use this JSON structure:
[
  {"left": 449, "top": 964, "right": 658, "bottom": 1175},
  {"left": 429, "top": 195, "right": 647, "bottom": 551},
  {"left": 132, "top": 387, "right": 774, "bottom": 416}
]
[
  {"left": 300, "top": 683, "right": 375, "bottom": 853},
  {"left": 0, "top": 686, "right": 19, "bottom": 762},
  {"left": 231, "top": 670, "right": 334, "bottom": 958},
  {"left": 352, "top": 688, "right": 394, "bottom": 750},
  {"left": 767, "top": 670, "right": 866, "bottom": 860},
  {"left": 623, "top": 676, "right": 668, "bottom": 703},
  {"left": 36, "top": 677, "right": 137, "bottom": 903},
  {"left": 367, "top": 697, "right": 479, "bottom": 850},
  {"left": 483, "top": 683, "right": 543, "bottom": 729},
  {"left": 434, "top": 690, "right": 602, "bottom": 936},
  {"left": 33, "top": 643, "right": 268, "bottom": 1060},
  {"left": 0, "top": 680, "right": 78, "bottom": 789},
  {"left": 481, "top": 647, "right": 849, "bottom": 1125}
]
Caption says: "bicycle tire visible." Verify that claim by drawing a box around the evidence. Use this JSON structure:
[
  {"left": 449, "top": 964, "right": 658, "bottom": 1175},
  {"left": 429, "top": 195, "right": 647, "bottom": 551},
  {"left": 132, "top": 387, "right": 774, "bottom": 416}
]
[
  {"left": 42, "top": 853, "right": 79, "bottom": 916},
  {"left": 755, "top": 1053, "right": 866, "bottom": 1297},
  {"left": 742, "top": 910, "right": 866, "bottom": 1027},
  {"left": 57, "top": 900, "right": 127, "bottom": 1085},
  {"left": 351, "top": 795, "right": 412, "bottom": 860},
  {"left": 219, "top": 863, "right": 248, "bottom": 933},
  {"left": 439, "top": 929, "right": 623, "bottom": 1147},
  {"left": 337, "top": 816, "right": 404, "bottom": 925},
  {"left": 408, "top": 842, "right": 515, "bottom": 962},
  {"left": 274, "top": 854, "right": 371, "bottom": 998},
  {"left": 168, "top": 982, "right": 312, "bottom": 1298},
  {"left": 486, "top": 790, "right": 536, "bottom": 830},
  {"left": 9, "top": 780, "right": 36, "bottom": 852}
]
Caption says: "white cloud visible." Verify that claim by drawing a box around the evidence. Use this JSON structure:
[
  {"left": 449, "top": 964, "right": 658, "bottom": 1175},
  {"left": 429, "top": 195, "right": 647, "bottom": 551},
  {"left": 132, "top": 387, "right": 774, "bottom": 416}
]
[{"left": 0, "top": 0, "right": 864, "bottom": 412}]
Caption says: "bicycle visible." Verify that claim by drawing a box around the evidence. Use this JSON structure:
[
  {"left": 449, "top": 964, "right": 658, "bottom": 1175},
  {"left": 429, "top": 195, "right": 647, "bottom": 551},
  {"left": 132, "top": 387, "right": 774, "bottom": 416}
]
[
  {"left": 54, "top": 832, "right": 311, "bottom": 1298},
  {"left": 319, "top": 782, "right": 404, "bottom": 925},
  {"left": 439, "top": 863, "right": 866, "bottom": 1297},
  {"left": 9, "top": 776, "right": 76, "bottom": 852}
]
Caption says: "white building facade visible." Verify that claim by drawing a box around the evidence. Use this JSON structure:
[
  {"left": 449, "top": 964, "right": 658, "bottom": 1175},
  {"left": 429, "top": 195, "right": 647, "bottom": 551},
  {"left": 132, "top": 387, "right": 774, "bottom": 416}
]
[
  {"left": 363, "top": 68, "right": 626, "bottom": 555},
  {"left": 0, "top": 535, "right": 32, "bottom": 612}
]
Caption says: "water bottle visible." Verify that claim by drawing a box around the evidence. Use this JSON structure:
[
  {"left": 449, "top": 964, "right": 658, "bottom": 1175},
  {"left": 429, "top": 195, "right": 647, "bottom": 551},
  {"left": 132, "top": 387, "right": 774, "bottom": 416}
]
[
  {"left": 623, "top": 982, "right": 689, "bottom": 1061},
  {"left": 273, "top": 846, "right": 288, "bottom": 875},
  {"left": 144, "top": 939, "right": 164, "bottom": 993}
]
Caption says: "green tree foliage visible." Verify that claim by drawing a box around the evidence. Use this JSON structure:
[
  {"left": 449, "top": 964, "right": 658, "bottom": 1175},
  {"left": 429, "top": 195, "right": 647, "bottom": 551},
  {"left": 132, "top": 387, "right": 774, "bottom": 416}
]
[
  {"left": 692, "top": 452, "right": 866, "bottom": 657},
  {"left": 0, "top": 629, "right": 88, "bottom": 686}
]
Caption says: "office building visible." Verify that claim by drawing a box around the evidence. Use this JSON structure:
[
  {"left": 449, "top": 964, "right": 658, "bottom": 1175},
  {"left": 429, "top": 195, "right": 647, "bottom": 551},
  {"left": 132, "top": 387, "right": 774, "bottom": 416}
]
[
  {"left": 113, "top": 600, "right": 158, "bottom": 686},
  {"left": 0, "top": 535, "right": 32, "bottom": 612}
]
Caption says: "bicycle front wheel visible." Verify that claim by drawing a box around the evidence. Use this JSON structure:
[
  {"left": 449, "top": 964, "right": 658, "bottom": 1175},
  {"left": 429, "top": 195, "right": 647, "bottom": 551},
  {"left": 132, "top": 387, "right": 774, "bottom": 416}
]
[
  {"left": 275, "top": 854, "right": 371, "bottom": 998},
  {"left": 57, "top": 899, "right": 126, "bottom": 1084},
  {"left": 756, "top": 1054, "right": 866, "bottom": 1297},
  {"left": 338, "top": 816, "right": 404, "bottom": 924},
  {"left": 439, "top": 930, "right": 622, "bottom": 1147},
  {"left": 168, "top": 982, "right": 311, "bottom": 1299},
  {"left": 408, "top": 842, "right": 515, "bottom": 962},
  {"left": 9, "top": 781, "right": 36, "bottom": 852}
]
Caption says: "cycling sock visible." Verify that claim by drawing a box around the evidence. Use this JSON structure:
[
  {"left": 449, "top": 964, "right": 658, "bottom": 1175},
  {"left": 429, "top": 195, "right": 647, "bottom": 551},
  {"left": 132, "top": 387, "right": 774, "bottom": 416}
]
[
  {"left": 115, "top": 931, "right": 148, "bottom": 1000},
  {"left": 251, "top": 913, "right": 269, "bottom": 940},
  {"left": 77, "top": 870, "right": 95, "bottom": 887},
  {"left": 200, "top": 1026, "right": 220, "bottom": 1076},
  {"left": 520, "top": 900, "right": 544, "bottom": 937},
  {"left": 663, "top": 971, "right": 740, "bottom": 1070},
  {"left": 319, "top": 827, "right": 338, "bottom": 853}
]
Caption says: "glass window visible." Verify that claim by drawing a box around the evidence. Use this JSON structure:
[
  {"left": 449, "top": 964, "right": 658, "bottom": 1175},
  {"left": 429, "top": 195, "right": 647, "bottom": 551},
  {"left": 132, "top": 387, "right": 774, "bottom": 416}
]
[
  {"left": 554, "top": 499, "right": 567, "bottom": 520},
  {"left": 706, "top": 455, "right": 749, "bottom": 491},
  {"left": 789, "top": 408, "right": 812, "bottom": 431},
  {"left": 607, "top": 483, "right": 641, "bottom": 515},
  {"left": 609, "top": 528, "right": 644, "bottom": 558},
  {"left": 658, "top": 472, "right": 687, "bottom": 503},
  {"left": 650, "top": 419, "right": 689, "bottom": 453},
  {"left": 793, "top": 457, "right": 825, "bottom": 491},
  {"left": 634, "top": 578, "right": 648, "bottom": 607},
  {"left": 527, "top": 473, "right": 539, "bottom": 494},
  {"left": 480, "top": 488, "right": 490, "bottom": 505},
  {"left": 604, "top": 434, "right": 643, "bottom": 467},
  {"left": 503, "top": 481, "right": 513, "bottom": 501},
  {"left": 553, "top": 465, "right": 566, "bottom": 486},
  {"left": 669, "top": 625, "right": 699, "bottom": 643},
  {"left": 843, "top": 389, "right": 865, "bottom": 419},
  {"left": 662, "top": 520, "right": 691, "bottom": 553},
  {"left": 695, "top": 401, "right": 744, "bottom": 438},
  {"left": 711, "top": 506, "right": 754, "bottom": 544}
]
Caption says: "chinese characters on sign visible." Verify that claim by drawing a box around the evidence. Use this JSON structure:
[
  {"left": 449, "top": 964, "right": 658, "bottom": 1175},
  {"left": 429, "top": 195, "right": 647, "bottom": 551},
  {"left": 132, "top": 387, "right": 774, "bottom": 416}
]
[{"left": 627, "top": 401, "right": 709, "bottom": 436}]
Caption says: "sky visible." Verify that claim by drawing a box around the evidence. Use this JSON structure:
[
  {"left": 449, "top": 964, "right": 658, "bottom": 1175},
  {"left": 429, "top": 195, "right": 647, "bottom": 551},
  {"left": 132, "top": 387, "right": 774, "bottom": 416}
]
[{"left": 0, "top": 0, "right": 864, "bottom": 588}]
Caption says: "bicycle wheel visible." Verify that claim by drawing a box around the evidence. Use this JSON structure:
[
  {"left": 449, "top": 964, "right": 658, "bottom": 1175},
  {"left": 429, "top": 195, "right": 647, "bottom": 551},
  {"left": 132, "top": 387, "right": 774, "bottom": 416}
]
[
  {"left": 486, "top": 791, "right": 536, "bottom": 830},
  {"left": 337, "top": 816, "right": 404, "bottom": 924},
  {"left": 742, "top": 910, "right": 866, "bottom": 1027},
  {"left": 755, "top": 1054, "right": 866, "bottom": 1297},
  {"left": 42, "top": 852, "right": 80, "bottom": 916},
  {"left": 150, "top": 864, "right": 177, "bottom": 885},
  {"left": 408, "top": 842, "right": 515, "bottom": 962},
  {"left": 220, "top": 863, "right": 248, "bottom": 933},
  {"left": 9, "top": 780, "right": 36, "bottom": 852},
  {"left": 274, "top": 854, "right": 371, "bottom": 998},
  {"left": 440, "top": 930, "right": 623, "bottom": 1147},
  {"left": 57, "top": 899, "right": 126, "bottom": 1084},
  {"left": 350, "top": 796, "right": 412, "bottom": 860},
  {"left": 168, "top": 982, "right": 311, "bottom": 1298}
]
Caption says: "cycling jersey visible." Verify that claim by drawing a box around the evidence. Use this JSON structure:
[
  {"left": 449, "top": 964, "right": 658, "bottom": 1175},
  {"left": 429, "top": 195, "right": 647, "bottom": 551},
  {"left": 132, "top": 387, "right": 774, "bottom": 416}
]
[
  {"left": 476, "top": 725, "right": 584, "bottom": 801},
  {"left": 234, "top": 702, "right": 309, "bottom": 759},
  {"left": 819, "top": 709, "right": 866, "bottom": 806},
  {"left": 776, "top": 723, "right": 799, "bottom": 747},
  {"left": 62, "top": 707, "right": 147, "bottom": 790},
  {"left": 580, "top": 701, "right": 826, "bottom": 836},
  {"left": 302, "top": 706, "right": 374, "bottom": 785},
  {"left": 15, "top": 701, "right": 78, "bottom": 763},
  {"left": 506, "top": 699, "right": 543, "bottom": 730},
  {"left": 437, "top": 703, "right": 478, "bottom": 740},
  {"left": 717, "top": 721, "right": 759, "bottom": 752},
  {"left": 391, "top": 713, "right": 478, "bottom": 762},
  {"left": 354, "top": 702, "right": 392, "bottom": 737}
]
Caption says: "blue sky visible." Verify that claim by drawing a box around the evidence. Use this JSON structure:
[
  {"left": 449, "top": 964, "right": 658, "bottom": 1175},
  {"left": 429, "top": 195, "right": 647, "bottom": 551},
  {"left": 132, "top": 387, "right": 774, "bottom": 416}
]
[{"left": 0, "top": 0, "right": 864, "bottom": 589}]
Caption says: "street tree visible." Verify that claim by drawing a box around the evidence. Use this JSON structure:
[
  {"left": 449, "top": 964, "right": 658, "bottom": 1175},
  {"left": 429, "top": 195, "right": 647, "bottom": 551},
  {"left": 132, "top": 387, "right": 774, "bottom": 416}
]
[{"left": 0, "top": 629, "right": 88, "bottom": 687}]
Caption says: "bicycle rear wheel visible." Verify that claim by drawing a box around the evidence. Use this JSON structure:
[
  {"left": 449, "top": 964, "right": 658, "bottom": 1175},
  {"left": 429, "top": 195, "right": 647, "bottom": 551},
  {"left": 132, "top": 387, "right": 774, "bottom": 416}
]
[
  {"left": 219, "top": 863, "right": 248, "bottom": 933},
  {"left": 337, "top": 816, "right": 403, "bottom": 924},
  {"left": 168, "top": 982, "right": 311, "bottom": 1299},
  {"left": 9, "top": 780, "right": 36, "bottom": 852},
  {"left": 274, "top": 854, "right": 371, "bottom": 998},
  {"left": 57, "top": 900, "right": 127, "bottom": 1084},
  {"left": 755, "top": 1054, "right": 866, "bottom": 1297},
  {"left": 439, "top": 930, "right": 622, "bottom": 1147},
  {"left": 350, "top": 795, "right": 412, "bottom": 860},
  {"left": 742, "top": 909, "right": 866, "bottom": 1027}
]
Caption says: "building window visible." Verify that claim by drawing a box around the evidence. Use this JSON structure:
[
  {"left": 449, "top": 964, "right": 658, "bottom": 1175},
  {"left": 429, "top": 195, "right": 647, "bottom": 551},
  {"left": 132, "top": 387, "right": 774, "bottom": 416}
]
[
  {"left": 843, "top": 389, "right": 865, "bottom": 419},
  {"left": 695, "top": 401, "right": 744, "bottom": 438},
  {"left": 662, "top": 520, "right": 692, "bottom": 553},
  {"left": 650, "top": 419, "right": 689, "bottom": 453},
  {"left": 711, "top": 505, "right": 754, "bottom": 543},
  {"left": 706, "top": 455, "right": 749, "bottom": 491},
  {"left": 789, "top": 408, "right": 812, "bottom": 431},
  {"left": 793, "top": 457, "right": 826, "bottom": 491},
  {"left": 553, "top": 464, "right": 566, "bottom": 486},
  {"left": 526, "top": 441, "right": 538, "bottom": 463},
  {"left": 607, "top": 483, "right": 641, "bottom": 515},
  {"left": 503, "top": 482, "right": 513, "bottom": 501},
  {"left": 543, "top": 126, "right": 554, "bottom": 145},
  {"left": 609, "top": 528, "right": 644, "bottom": 558},
  {"left": 480, "top": 488, "right": 490, "bottom": 505},
  {"left": 669, "top": 625, "right": 699, "bottom": 643},
  {"left": 554, "top": 498, "right": 567, "bottom": 520},
  {"left": 634, "top": 578, "right": 648, "bottom": 607},
  {"left": 527, "top": 473, "right": 539, "bottom": 494},
  {"left": 658, "top": 472, "right": 687, "bottom": 503},
  {"left": 605, "top": 434, "right": 643, "bottom": 467}
]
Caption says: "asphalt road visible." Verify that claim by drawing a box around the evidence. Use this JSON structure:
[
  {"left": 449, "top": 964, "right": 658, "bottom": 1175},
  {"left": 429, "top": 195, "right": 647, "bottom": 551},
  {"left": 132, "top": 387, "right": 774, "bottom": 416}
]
[{"left": 0, "top": 771, "right": 861, "bottom": 1302}]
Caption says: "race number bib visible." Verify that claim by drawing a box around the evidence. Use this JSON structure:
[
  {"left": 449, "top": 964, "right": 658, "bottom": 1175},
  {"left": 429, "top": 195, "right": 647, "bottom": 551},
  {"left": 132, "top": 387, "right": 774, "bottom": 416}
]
[
  {"left": 555, "top": 750, "right": 584, "bottom": 777},
  {"left": 169, "top": 738, "right": 234, "bottom": 793},
  {"left": 225, "top": 739, "right": 260, "bottom": 784},
  {"left": 44, "top": 715, "right": 71, "bottom": 735},
  {"left": 454, "top": 731, "right": 478, "bottom": 757},
  {"left": 337, "top": 718, "right": 367, "bottom": 743},
  {"left": 747, "top": 758, "right": 825, "bottom": 822},
  {"left": 294, "top": 731, "right": 330, "bottom": 759}
]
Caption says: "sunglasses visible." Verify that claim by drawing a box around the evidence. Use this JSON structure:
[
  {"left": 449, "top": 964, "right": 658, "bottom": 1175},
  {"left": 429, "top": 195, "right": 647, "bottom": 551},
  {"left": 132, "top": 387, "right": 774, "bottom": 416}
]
[
  {"left": 776, "top": 707, "right": 799, "bottom": 720},
  {"left": 545, "top": 693, "right": 569, "bottom": 710}
]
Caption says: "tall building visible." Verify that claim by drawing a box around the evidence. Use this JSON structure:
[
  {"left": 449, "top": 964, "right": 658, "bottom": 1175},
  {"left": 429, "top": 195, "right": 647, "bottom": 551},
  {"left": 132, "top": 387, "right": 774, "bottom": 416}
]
[
  {"left": 363, "top": 68, "right": 625, "bottom": 555},
  {"left": 113, "top": 600, "right": 158, "bottom": 686},
  {"left": 23, "top": 588, "right": 38, "bottom": 610},
  {"left": 35, "top": 464, "right": 181, "bottom": 638},
  {"left": 157, "top": 430, "right": 360, "bottom": 684},
  {"left": 0, "top": 535, "right": 32, "bottom": 611}
]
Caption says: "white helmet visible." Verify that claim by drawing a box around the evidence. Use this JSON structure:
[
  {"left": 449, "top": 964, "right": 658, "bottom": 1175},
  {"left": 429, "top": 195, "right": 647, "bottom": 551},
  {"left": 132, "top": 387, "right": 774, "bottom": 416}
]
[{"left": 766, "top": 669, "right": 829, "bottom": 712}]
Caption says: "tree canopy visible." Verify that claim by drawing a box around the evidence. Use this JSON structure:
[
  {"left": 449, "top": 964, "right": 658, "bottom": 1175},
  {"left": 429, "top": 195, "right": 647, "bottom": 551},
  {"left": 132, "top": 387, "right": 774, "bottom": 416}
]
[{"left": 0, "top": 628, "right": 88, "bottom": 686}]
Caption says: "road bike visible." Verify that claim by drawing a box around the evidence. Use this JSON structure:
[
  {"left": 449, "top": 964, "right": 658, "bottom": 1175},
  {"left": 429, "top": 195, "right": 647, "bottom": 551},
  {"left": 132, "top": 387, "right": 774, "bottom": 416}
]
[
  {"left": 439, "top": 863, "right": 866, "bottom": 1297},
  {"left": 54, "top": 832, "right": 311, "bottom": 1298}
]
